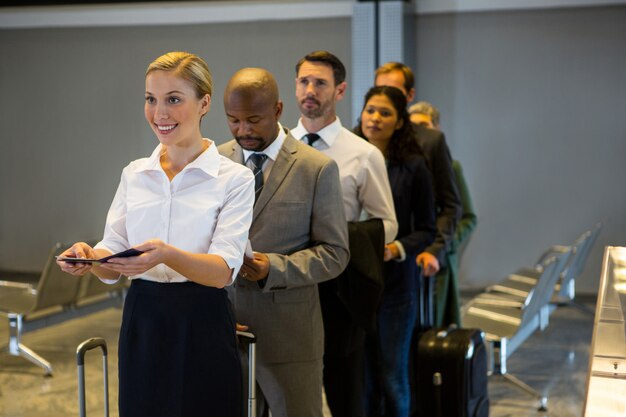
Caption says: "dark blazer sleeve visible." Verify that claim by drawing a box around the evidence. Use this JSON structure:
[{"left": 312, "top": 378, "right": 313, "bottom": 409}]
[
  {"left": 398, "top": 157, "right": 437, "bottom": 255},
  {"left": 415, "top": 125, "right": 462, "bottom": 263}
]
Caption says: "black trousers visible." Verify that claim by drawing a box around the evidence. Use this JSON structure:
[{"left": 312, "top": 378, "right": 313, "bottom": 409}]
[
  {"left": 319, "top": 279, "right": 366, "bottom": 417},
  {"left": 119, "top": 279, "right": 242, "bottom": 417},
  {"left": 323, "top": 346, "right": 365, "bottom": 417}
]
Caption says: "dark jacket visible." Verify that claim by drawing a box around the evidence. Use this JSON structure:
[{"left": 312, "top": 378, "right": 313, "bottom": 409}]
[
  {"left": 413, "top": 124, "right": 462, "bottom": 266},
  {"left": 384, "top": 154, "right": 437, "bottom": 296}
]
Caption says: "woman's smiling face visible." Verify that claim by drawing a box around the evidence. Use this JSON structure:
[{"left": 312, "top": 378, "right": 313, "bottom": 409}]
[{"left": 144, "top": 70, "right": 210, "bottom": 147}]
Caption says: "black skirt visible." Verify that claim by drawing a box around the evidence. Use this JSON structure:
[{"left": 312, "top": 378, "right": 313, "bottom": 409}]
[{"left": 118, "top": 279, "right": 242, "bottom": 417}]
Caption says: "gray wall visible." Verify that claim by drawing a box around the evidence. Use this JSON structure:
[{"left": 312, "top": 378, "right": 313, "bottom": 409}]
[
  {"left": 1, "top": 6, "right": 625, "bottom": 294},
  {"left": 0, "top": 18, "right": 352, "bottom": 270},
  {"left": 415, "top": 6, "right": 626, "bottom": 292}
]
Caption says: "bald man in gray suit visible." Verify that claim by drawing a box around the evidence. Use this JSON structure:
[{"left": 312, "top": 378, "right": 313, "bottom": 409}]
[{"left": 218, "top": 68, "right": 349, "bottom": 417}]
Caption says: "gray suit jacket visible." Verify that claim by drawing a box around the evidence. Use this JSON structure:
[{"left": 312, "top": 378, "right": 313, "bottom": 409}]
[{"left": 218, "top": 132, "right": 349, "bottom": 364}]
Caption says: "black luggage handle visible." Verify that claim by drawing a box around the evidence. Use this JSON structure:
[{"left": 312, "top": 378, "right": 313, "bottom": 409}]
[{"left": 76, "top": 337, "right": 109, "bottom": 417}]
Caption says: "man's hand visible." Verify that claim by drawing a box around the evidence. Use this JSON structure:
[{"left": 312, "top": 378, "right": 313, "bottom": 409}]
[
  {"left": 416, "top": 252, "right": 440, "bottom": 276},
  {"left": 239, "top": 252, "right": 270, "bottom": 282},
  {"left": 384, "top": 242, "right": 400, "bottom": 262}
]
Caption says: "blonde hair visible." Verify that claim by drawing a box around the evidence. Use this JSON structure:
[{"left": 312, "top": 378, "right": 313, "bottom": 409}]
[{"left": 146, "top": 52, "right": 213, "bottom": 98}]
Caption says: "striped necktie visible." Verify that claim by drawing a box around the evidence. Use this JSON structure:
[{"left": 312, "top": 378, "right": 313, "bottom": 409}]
[{"left": 248, "top": 153, "right": 268, "bottom": 204}]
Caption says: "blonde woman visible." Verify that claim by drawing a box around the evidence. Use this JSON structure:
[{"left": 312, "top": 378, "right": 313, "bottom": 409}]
[{"left": 57, "top": 52, "right": 254, "bottom": 416}]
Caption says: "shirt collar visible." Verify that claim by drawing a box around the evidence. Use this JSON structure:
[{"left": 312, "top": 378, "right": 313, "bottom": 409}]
[
  {"left": 242, "top": 122, "right": 287, "bottom": 163},
  {"left": 292, "top": 116, "right": 342, "bottom": 148},
  {"left": 132, "top": 138, "right": 220, "bottom": 178}
]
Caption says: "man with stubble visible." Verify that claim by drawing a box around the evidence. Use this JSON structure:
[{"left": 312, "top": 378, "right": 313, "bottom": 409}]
[{"left": 291, "top": 51, "right": 398, "bottom": 417}]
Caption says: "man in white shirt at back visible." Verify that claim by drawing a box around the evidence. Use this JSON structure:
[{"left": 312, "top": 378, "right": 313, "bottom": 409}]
[{"left": 291, "top": 50, "right": 398, "bottom": 417}]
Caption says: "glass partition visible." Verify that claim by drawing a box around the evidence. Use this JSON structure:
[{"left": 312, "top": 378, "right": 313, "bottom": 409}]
[{"left": 583, "top": 246, "right": 626, "bottom": 416}]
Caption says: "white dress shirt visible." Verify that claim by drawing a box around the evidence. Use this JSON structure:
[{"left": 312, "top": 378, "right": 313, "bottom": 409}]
[
  {"left": 94, "top": 139, "right": 255, "bottom": 284},
  {"left": 291, "top": 117, "right": 398, "bottom": 244}
]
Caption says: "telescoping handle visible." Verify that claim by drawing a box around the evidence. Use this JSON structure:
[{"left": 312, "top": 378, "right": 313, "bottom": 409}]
[
  {"left": 76, "top": 337, "right": 109, "bottom": 417},
  {"left": 237, "top": 331, "right": 257, "bottom": 417}
]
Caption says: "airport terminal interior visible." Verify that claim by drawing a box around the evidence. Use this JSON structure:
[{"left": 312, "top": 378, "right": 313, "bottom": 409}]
[
  {"left": 0, "top": 289, "right": 597, "bottom": 417},
  {"left": 1, "top": 1, "right": 625, "bottom": 416}
]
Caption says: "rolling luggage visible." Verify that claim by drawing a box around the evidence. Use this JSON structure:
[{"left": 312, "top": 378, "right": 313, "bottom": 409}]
[
  {"left": 409, "top": 274, "right": 437, "bottom": 417},
  {"left": 76, "top": 333, "right": 257, "bottom": 417},
  {"left": 237, "top": 330, "right": 258, "bottom": 417},
  {"left": 76, "top": 337, "right": 109, "bottom": 417},
  {"left": 415, "top": 326, "right": 489, "bottom": 417}
]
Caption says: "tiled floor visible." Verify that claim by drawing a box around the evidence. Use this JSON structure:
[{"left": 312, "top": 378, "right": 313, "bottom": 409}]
[{"left": 0, "top": 295, "right": 596, "bottom": 417}]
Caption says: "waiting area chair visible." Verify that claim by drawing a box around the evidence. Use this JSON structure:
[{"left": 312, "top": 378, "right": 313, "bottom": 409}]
[
  {"left": 547, "top": 223, "right": 601, "bottom": 305},
  {"left": 0, "top": 242, "right": 128, "bottom": 376},
  {"left": 0, "top": 242, "right": 80, "bottom": 375},
  {"left": 478, "top": 245, "right": 573, "bottom": 327},
  {"left": 76, "top": 269, "right": 128, "bottom": 306},
  {"left": 485, "top": 223, "right": 601, "bottom": 311},
  {"left": 462, "top": 249, "right": 572, "bottom": 411}
]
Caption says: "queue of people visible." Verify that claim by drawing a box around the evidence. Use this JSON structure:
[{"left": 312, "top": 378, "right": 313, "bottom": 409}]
[{"left": 56, "top": 50, "right": 475, "bottom": 417}]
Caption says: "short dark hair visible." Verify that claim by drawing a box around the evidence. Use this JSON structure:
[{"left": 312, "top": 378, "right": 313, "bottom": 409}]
[
  {"left": 375, "top": 62, "right": 414, "bottom": 92},
  {"left": 354, "top": 85, "right": 423, "bottom": 164},
  {"left": 296, "top": 50, "right": 346, "bottom": 85}
]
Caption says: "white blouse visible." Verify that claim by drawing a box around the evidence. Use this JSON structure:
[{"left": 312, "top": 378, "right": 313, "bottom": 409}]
[{"left": 94, "top": 139, "right": 255, "bottom": 284}]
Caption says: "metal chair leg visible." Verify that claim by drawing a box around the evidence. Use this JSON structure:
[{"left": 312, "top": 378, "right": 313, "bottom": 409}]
[
  {"left": 502, "top": 373, "right": 548, "bottom": 411},
  {"left": 17, "top": 343, "right": 53, "bottom": 376},
  {"left": 491, "top": 338, "right": 547, "bottom": 411},
  {"left": 6, "top": 313, "right": 53, "bottom": 376},
  {"left": 556, "top": 280, "right": 595, "bottom": 315}
]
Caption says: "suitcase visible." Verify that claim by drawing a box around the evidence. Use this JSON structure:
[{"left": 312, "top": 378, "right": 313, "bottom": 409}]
[
  {"left": 409, "top": 274, "right": 437, "bottom": 417},
  {"left": 415, "top": 326, "right": 489, "bottom": 417},
  {"left": 76, "top": 337, "right": 109, "bottom": 417},
  {"left": 76, "top": 333, "right": 257, "bottom": 417}
]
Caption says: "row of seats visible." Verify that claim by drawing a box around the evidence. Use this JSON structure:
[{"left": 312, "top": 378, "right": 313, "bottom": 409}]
[
  {"left": 0, "top": 242, "right": 128, "bottom": 376},
  {"left": 0, "top": 224, "right": 602, "bottom": 383},
  {"left": 461, "top": 223, "right": 602, "bottom": 411}
]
